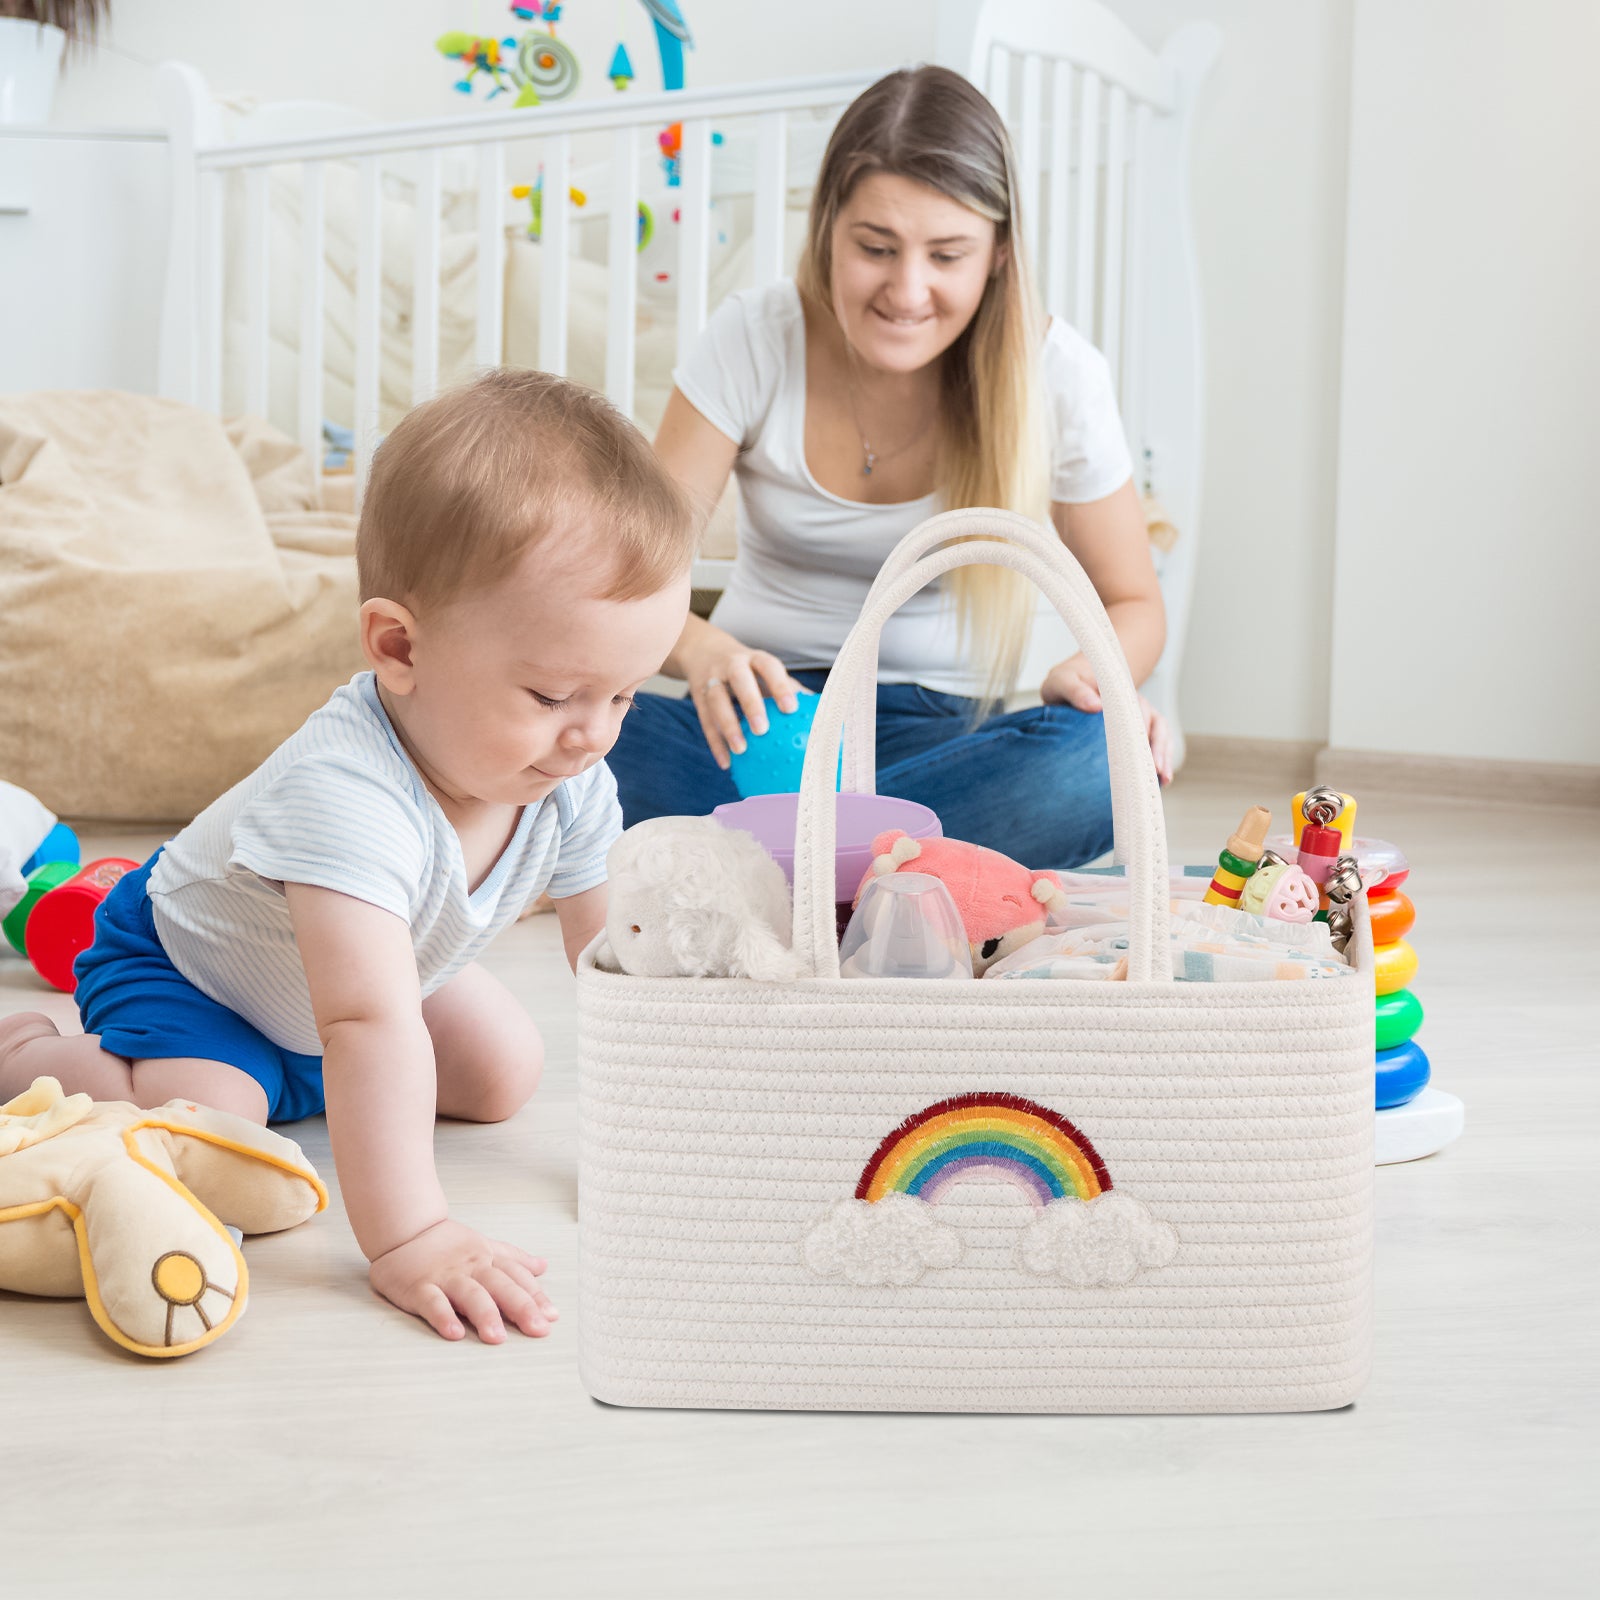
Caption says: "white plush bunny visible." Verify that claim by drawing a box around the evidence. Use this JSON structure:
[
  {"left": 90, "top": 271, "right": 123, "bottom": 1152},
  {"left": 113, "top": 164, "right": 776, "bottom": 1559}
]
[{"left": 599, "top": 816, "right": 806, "bottom": 981}]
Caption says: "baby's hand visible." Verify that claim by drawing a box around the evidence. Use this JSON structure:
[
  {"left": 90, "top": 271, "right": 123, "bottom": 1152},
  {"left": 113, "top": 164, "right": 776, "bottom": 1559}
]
[{"left": 368, "top": 1218, "right": 557, "bottom": 1343}]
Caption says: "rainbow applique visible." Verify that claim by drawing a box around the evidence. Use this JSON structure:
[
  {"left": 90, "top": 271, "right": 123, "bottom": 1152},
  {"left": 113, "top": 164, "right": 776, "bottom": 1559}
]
[
  {"left": 803, "top": 1093, "right": 1178, "bottom": 1289},
  {"left": 855, "top": 1093, "right": 1111, "bottom": 1209}
]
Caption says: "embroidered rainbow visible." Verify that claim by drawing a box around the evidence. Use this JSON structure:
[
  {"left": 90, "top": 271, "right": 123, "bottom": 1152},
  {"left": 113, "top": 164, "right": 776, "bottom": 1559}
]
[{"left": 855, "top": 1093, "right": 1111, "bottom": 1208}]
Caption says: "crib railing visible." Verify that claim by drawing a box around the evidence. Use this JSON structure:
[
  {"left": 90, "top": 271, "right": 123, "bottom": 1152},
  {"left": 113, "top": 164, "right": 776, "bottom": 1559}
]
[
  {"left": 154, "top": 10, "right": 1216, "bottom": 720},
  {"left": 970, "top": 0, "right": 1219, "bottom": 719},
  {"left": 155, "top": 67, "right": 879, "bottom": 497},
  {"left": 975, "top": 2, "right": 1178, "bottom": 441}
]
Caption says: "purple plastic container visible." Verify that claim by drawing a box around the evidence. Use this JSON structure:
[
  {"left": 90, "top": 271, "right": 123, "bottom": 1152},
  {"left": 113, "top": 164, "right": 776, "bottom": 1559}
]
[{"left": 712, "top": 791, "right": 943, "bottom": 905}]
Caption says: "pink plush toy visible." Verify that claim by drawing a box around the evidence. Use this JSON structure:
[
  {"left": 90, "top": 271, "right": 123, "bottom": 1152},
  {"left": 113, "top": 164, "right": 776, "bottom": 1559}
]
[{"left": 860, "top": 831, "right": 1068, "bottom": 975}]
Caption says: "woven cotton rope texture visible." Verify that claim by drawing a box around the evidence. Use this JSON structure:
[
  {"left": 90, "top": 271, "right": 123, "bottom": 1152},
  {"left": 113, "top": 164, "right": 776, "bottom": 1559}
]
[{"left": 577, "top": 509, "right": 1375, "bottom": 1414}]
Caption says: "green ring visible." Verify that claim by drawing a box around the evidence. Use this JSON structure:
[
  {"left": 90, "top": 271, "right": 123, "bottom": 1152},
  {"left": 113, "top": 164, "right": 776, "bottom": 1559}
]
[{"left": 1375, "top": 988, "right": 1424, "bottom": 1051}]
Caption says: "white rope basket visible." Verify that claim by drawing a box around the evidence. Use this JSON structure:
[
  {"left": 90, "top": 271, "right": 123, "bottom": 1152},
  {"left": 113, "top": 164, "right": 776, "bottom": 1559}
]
[{"left": 577, "top": 510, "right": 1374, "bottom": 1413}]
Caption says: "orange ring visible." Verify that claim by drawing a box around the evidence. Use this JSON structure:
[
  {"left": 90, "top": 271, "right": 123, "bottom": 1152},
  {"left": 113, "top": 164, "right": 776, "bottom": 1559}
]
[{"left": 1368, "top": 890, "right": 1415, "bottom": 945}]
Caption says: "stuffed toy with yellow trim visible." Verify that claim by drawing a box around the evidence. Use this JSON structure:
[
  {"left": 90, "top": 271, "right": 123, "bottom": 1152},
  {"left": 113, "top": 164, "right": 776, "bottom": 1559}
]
[{"left": 0, "top": 1077, "right": 327, "bottom": 1357}]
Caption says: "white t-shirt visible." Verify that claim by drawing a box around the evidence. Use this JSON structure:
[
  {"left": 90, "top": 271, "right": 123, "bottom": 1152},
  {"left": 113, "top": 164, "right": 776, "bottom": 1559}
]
[
  {"left": 148, "top": 672, "right": 620, "bottom": 1054},
  {"left": 673, "top": 280, "right": 1133, "bottom": 697}
]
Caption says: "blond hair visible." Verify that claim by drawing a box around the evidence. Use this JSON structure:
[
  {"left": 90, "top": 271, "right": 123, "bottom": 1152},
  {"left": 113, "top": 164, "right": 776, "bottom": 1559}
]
[
  {"left": 357, "top": 368, "right": 693, "bottom": 610},
  {"left": 796, "top": 66, "right": 1050, "bottom": 703}
]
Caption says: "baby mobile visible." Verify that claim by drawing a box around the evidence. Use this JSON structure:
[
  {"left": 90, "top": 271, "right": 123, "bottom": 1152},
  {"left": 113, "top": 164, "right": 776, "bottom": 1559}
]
[
  {"left": 434, "top": 0, "right": 694, "bottom": 105},
  {"left": 436, "top": 3, "right": 706, "bottom": 272},
  {"left": 435, "top": 4, "right": 581, "bottom": 107}
]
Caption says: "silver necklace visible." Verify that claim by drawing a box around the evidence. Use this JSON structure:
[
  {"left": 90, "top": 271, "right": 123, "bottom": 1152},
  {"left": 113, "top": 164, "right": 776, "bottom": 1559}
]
[{"left": 844, "top": 351, "right": 937, "bottom": 477}]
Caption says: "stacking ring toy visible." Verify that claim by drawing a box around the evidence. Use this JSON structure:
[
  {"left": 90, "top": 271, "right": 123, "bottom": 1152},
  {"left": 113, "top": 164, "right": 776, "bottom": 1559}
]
[
  {"left": 1373, "top": 938, "right": 1418, "bottom": 996},
  {"left": 1367, "top": 890, "right": 1415, "bottom": 945},
  {"left": 1375, "top": 1086, "right": 1465, "bottom": 1164},
  {"left": 1376, "top": 1038, "right": 1430, "bottom": 1108},
  {"left": 1375, "top": 988, "right": 1424, "bottom": 1051},
  {"left": 1361, "top": 839, "right": 1410, "bottom": 894}
]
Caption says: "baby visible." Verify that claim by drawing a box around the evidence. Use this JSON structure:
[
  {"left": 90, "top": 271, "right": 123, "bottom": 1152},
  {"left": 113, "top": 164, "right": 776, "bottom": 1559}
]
[{"left": 0, "top": 369, "right": 693, "bottom": 1343}]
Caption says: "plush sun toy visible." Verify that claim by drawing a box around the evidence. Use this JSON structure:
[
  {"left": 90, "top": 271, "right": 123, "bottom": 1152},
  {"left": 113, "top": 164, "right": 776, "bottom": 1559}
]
[{"left": 0, "top": 1077, "right": 326, "bottom": 1357}]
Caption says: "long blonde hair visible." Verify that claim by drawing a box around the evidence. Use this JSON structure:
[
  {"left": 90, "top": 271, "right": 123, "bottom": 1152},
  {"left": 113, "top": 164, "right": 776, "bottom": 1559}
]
[{"left": 796, "top": 66, "right": 1049, "bottom": 703}]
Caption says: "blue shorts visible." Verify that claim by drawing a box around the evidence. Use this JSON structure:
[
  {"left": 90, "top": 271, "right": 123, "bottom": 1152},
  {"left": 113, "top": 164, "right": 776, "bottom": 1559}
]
[{"left": 73, "top": 852, "right": 325, "bottom": 1123}]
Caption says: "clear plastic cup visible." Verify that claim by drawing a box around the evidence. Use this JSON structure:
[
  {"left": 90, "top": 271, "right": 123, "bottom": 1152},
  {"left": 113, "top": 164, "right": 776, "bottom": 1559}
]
[{"left": 838, "top": 872, "right": 974, "bottom": 981}]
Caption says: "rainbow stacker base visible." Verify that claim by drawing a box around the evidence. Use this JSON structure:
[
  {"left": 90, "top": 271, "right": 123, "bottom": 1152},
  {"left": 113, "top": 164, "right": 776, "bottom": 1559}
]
[{"left": 1375, "top": 1087, "right": 1465, "bottom": 1164}]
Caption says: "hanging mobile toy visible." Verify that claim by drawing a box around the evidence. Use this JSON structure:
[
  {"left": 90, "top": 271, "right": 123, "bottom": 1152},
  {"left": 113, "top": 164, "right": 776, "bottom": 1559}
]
[
  {"left": 513, "top": 179, "right": 654, "bottom": 253},
  {"left": 435, "top": 2, "right": 580, "bottom": 105},
  {"left": 659, "top": 119, "right": 682, "bottom": 186},
  {"left": 435, "top": 32, "right": 520, "bottom": 97},
  {"left": 608, "top": 41, "right": 635, "bottom": 89},
  {"left": 512, "top": 179, "right": 588, "bottom": 239},
  {"left": 517, "top": 31, "right": 580, "bottom": 102},
  {"left": 656, "top": 118, "right": 722, "bottom": 188},
  {"left": 639, "top": 0, "right": 693, "bottom": 92}
]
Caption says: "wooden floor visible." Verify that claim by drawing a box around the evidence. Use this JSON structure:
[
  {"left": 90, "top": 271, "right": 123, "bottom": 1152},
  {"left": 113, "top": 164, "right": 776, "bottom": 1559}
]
[{"left": 4, "top": 779, "right": 1594, "bottom": 1600}]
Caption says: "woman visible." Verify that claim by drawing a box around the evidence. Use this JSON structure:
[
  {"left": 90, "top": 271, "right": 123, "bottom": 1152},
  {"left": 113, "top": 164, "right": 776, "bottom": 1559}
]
[{"left": 608, "top": 65, "right": 1171, "bottom": 868}]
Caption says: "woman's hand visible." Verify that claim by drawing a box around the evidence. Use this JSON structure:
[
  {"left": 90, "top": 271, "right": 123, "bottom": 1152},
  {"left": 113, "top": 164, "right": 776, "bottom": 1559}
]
[
  {"left": 1041, "top": 653, "right": 1174, "bottom": 786},
  {"left": 676, "top": 621, "right": 803, "bottom": 770}
]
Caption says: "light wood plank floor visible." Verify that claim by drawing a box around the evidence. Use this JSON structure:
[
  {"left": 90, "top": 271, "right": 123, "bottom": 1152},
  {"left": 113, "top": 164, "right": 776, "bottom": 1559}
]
[{"left": 3, "top": 780, "right": 1594, "bottom": 1600}]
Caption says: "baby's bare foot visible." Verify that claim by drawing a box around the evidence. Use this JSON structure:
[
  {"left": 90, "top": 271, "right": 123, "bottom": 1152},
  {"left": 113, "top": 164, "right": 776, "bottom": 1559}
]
[
  {"left": 0, "top": 1012, "right": 66, "bottom": 1098},
  {"left": 0, "top": 1011, "right": 63, "bottom": 1055}
]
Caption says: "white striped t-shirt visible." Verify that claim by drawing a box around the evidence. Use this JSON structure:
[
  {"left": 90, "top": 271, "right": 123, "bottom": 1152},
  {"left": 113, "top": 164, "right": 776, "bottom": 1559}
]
[{"left": 147, "top": 671, "right": 620, "bottom": 1055}]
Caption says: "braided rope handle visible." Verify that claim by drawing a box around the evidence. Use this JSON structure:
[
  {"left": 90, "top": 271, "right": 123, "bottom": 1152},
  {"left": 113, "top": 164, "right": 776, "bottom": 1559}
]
[{"left": 792, "top": 511, "right": 1172, "bottom": 981}]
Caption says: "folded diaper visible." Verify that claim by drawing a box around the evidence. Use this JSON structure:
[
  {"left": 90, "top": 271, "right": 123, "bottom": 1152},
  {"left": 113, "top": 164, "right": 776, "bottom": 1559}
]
[
  {"left": 984, "top": 943, "right": 1129, "bottom": 981},
  {"left": 987, "top": 898, "right": 1355, "bottom": 983},
  {"left": 1045, "top": 867, "right": 1216, "bottom": 933}
]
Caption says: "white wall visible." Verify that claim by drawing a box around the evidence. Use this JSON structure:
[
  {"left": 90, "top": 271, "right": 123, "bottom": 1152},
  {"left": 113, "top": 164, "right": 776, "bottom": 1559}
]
[
  {"left": 1329, "top": 0, "right": 1600, "bottom": 765},
  {"left": 1096, "top": 1, "right": 1353, "bottom": 750}
]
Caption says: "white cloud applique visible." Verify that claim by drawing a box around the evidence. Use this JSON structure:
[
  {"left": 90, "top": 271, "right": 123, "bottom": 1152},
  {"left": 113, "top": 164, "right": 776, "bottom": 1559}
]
[
  {"left": 802, "top": 1193, "right": 964, "bottom": 1286},
  {"left": 1017, "top": 1191, "right": 1179, "bottom": 1287}
]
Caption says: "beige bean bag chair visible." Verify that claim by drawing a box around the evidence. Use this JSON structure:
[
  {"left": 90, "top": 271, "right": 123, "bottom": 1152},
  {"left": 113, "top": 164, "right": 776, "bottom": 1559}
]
[
  {"left": 0, "top": 390, "right": 363, "bottom": 822},
  {"left": 0, "top": 1077, "right": 326, "bottom": 1357}
]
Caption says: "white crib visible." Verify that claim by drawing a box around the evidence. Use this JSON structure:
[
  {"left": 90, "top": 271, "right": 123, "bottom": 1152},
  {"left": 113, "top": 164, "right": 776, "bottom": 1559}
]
[{"left": 152, "top": 0, "right": 1217, "bottom": 728}]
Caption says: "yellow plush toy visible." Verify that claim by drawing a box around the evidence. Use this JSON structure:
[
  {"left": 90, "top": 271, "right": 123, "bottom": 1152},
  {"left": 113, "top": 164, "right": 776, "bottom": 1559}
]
[{"left": 0, "top": 1077, "right": 326, "bottom": 1357}]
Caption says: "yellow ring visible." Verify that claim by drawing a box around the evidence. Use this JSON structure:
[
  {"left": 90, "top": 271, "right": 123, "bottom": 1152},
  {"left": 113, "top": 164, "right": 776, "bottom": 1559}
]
[{"left": 1373, "top": 938, "right": 1418, "bottom": 997}]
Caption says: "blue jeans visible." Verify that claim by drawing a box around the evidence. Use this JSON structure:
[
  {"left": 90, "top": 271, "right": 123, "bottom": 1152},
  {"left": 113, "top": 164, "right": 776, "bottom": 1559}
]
[{"left": 608, "top": 670, "right": 1115, "bottom": 870}]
